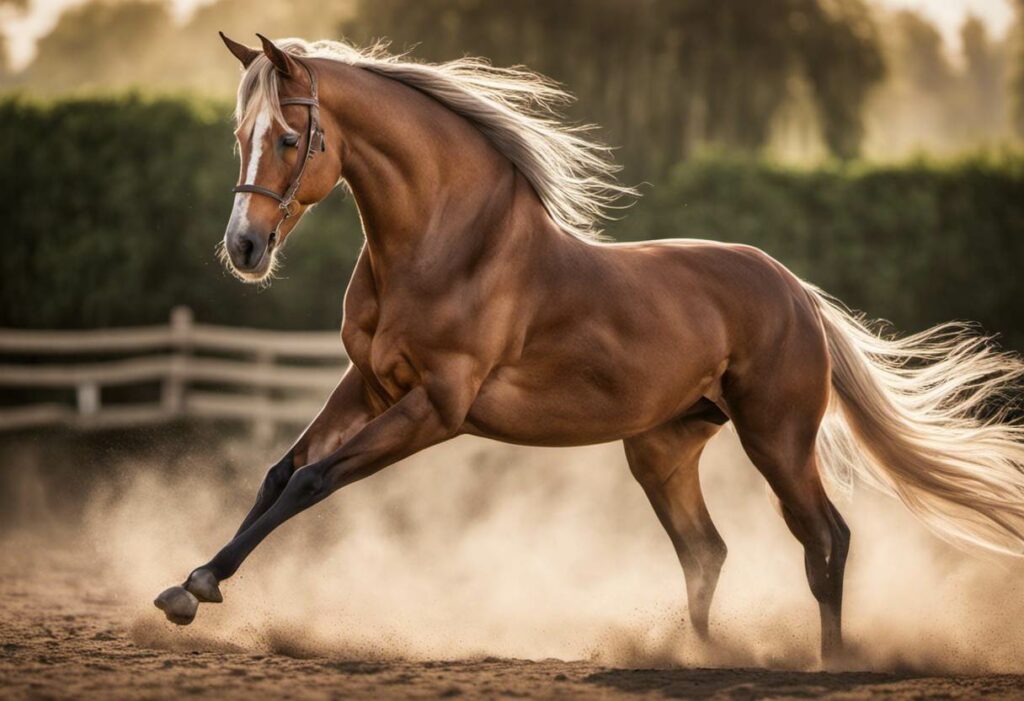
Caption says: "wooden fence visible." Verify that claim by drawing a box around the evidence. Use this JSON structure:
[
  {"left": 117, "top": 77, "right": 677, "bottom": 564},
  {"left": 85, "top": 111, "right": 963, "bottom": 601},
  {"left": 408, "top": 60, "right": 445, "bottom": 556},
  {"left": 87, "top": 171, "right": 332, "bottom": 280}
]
[{"left": 0, "top": 307, "right": 348, "bottom": 434}]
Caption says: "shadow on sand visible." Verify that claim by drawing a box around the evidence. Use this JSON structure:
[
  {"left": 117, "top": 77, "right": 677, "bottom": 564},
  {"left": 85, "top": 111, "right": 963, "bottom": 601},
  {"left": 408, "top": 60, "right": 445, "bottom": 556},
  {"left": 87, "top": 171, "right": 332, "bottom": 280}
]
[{"left": 583, "top": 666, "right": 920, "bottom": 699}]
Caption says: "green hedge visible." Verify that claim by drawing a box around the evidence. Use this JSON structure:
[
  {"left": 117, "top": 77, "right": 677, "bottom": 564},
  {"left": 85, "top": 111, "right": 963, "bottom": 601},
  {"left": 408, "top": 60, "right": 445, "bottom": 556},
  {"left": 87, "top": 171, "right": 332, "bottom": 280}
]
[
  {"left": 0, "top": 94, "right": 363, "bottom": 332},
  {"left": 2, "top": 96, "right": 1022, "bottom": 350},
  {"left": 618, "top": 154, "right": 1024, "bottom": 349}
]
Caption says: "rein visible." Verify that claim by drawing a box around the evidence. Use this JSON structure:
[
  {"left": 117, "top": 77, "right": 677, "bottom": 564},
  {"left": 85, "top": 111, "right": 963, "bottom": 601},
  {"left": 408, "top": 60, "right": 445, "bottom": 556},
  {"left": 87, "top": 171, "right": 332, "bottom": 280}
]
[{"left": 233, "top": 57, "right": 327, "bottom": 234}]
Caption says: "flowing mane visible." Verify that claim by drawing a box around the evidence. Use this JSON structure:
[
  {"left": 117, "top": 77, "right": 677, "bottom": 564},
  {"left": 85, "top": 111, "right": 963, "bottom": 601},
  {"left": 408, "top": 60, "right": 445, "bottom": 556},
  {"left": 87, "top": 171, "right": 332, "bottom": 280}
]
[{"left": 235, "top": 38, "right": 637, "bottom": 240}]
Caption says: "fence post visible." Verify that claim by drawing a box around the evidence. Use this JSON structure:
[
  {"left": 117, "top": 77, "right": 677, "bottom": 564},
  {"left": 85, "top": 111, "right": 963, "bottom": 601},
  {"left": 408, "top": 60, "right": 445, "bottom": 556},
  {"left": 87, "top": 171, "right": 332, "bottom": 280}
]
[
  {"left": 77, "top": 382, "right": 100, "bottom": 416},
  {"left": 163, "top": 306, "right": 193, "bottom": 415},
  {"left": 252, "top": 348, "right": 275, "bottom": 443}
]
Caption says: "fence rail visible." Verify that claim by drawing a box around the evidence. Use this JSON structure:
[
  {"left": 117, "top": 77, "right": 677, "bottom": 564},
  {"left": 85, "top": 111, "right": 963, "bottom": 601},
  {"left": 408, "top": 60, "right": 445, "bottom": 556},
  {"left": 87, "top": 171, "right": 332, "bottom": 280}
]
[{"left": 0, "top": 307, "right": 348, "bottom": 433}]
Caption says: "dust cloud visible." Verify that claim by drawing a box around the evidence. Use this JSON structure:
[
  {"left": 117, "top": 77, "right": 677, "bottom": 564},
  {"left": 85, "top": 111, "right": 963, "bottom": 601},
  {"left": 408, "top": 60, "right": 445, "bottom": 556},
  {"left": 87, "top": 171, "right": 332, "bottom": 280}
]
[{"left": 4, "top": 427, "right": 1024, "bottom": 673}]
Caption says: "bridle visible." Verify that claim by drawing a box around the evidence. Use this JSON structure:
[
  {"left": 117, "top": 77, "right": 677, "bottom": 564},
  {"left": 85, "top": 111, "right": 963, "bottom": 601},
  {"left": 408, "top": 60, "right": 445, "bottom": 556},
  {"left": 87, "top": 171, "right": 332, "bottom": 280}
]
[{"left": 233, "top": 57, "right": 327, "bottom": 236}]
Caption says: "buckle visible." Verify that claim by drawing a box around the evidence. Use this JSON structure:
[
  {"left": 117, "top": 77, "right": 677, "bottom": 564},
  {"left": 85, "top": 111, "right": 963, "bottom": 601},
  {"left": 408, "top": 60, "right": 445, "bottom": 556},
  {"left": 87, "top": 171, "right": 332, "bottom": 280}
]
[{"left": 310, "top": 128, "right": 326, "bottom": 154}]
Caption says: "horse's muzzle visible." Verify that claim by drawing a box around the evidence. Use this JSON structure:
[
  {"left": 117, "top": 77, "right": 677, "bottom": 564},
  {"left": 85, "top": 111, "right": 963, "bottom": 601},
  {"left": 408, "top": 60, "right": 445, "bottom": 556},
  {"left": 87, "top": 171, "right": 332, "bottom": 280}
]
[{"left": 225, "top": 228, "right": 273, "bottom": 276}]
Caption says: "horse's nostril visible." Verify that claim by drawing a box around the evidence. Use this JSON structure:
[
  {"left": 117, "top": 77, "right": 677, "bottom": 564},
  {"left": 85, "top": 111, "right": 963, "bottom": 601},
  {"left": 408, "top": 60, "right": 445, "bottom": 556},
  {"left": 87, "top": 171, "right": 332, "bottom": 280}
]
[{"left": 234, "top": 235, "right": 256, "bottom": 266}]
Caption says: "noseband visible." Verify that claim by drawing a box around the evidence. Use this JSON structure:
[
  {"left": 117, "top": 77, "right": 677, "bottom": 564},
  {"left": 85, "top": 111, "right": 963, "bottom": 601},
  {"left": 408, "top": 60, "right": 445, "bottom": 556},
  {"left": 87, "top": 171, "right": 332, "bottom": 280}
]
[{"left": 233, "top": 57, "right": 327, "bottom": 234}]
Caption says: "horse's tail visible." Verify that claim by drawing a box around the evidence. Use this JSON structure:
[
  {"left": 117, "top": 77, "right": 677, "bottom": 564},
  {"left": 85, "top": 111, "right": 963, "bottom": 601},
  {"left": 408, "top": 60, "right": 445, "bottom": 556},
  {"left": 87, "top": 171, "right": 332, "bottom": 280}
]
[{"left": 803, "top": 282, "right": 1024, "bottom": 556}]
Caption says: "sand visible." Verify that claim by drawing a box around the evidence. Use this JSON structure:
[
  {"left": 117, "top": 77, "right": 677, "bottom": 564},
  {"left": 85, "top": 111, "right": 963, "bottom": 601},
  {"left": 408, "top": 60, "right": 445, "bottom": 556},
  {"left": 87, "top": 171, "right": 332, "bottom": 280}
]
[
  {"left": 2, "top": 554, "right": 1023, "bottom": 700},
  {"left": 3, "top": 429, "right": 1024, "bottom": 699}
]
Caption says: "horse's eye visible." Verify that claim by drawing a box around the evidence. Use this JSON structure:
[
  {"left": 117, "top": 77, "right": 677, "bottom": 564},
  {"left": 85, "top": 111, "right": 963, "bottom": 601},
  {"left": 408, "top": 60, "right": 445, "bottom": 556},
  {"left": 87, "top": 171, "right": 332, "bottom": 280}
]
[{"left": 281, "top": 133, "right": 299, "bottom": 148}]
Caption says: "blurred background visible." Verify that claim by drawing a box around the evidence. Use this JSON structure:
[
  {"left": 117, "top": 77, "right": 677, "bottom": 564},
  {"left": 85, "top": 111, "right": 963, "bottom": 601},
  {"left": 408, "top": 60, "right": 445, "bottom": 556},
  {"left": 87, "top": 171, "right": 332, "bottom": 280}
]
[
  {"left": 0, "top": 0, "right": 1022, "bottom": 344},
  {"left": 2, "top": 3, "right": 1024, "bottom": 685}
]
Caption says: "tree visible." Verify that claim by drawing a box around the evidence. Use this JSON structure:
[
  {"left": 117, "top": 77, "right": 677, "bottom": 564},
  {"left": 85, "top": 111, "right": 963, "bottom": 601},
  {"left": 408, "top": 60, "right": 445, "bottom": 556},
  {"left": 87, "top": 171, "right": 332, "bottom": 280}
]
[
  {"left": 16, "top": 0, "right": 174, "bottom": 93},
  {"left": 960, "top": 15, "right": 1005, "bottom": 139},
  {"left": 1012, "top": 0, "right": 1024, "bottom": 138},
  {"left": 794, "top": 0, "right": 885, "bottom": 159},
  {"left": 864, "top": 9, "right": 1013, "bottom": 155},
  {"left": 4, "top": 0, "right": 888, "bottom": 167},
  {"left": 344, "top": 0, "right": 886, "bottom": 170},
  {"left": 891, "top": 10, "right": 953, "bottom": 94},
  {"left": 9, "top": 0, "right": 350, "bottom": 94}
]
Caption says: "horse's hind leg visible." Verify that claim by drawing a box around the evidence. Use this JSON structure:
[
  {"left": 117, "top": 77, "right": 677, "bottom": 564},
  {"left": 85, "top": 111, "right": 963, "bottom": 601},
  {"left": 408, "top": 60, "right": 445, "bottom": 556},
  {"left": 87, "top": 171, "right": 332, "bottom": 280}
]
[
  {"left": 726, "top": 344, "right": 851, "bottom": 663},
  {"left": 624, "top": 416, "right": 727, "bottom": 638},
  {"left": 745, "top": 438, "right": 849, "bottom": 662}
]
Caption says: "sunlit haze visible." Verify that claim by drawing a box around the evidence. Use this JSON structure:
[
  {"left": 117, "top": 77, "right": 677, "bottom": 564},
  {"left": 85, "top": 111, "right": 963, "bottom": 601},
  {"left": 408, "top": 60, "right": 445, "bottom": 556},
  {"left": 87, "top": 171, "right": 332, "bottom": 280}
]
[{"left": 0, "top": 0, "right": 1016, "bottom": 70}]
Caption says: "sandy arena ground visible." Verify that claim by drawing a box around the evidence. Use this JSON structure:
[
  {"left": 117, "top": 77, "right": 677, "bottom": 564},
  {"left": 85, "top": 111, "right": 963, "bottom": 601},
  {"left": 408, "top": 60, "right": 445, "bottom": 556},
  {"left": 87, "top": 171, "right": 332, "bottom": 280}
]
[
  {"left": 3, "top": 432, "right": 1024, "bottom": 699},
  {"left": 2, "top": 551, "right": 1024, "bottom": 700}
]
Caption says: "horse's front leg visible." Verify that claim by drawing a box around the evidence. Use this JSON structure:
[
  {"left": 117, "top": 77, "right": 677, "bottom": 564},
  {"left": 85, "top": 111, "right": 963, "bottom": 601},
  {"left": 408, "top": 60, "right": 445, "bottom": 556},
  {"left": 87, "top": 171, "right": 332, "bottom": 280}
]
[
  {"left": 154, "top": 365, "right": 374, "bottom": 623},
  {"left": 235, "top": 365, "right": 377, "bottom": 536},
  {"left": 156, "top": 375, "right": 471, "bottom": 625}
]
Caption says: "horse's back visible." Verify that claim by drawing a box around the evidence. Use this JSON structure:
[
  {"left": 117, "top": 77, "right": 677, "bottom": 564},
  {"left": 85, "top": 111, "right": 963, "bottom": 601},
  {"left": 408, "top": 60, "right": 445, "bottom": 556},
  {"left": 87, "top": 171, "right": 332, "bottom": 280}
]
[{"left": 597, "top": 237, "right": 821, "bottom": 345}]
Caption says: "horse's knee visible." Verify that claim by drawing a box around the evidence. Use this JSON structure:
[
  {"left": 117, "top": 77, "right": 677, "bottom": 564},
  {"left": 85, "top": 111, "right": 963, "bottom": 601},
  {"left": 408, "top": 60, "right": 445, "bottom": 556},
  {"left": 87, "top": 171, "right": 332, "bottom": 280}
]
[
  {"left": 296, "top": 415, "right": 370, "bottom": 466},
  {"left": 282, "top": 465, "right": 328, "bottom": 505}
]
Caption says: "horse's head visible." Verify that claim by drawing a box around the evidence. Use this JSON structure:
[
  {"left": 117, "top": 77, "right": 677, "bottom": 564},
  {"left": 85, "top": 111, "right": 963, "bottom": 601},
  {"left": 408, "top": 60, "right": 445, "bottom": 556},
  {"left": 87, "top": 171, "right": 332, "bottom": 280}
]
[{"left": 219, "top": 33, "right": 342, "bottom": 283}]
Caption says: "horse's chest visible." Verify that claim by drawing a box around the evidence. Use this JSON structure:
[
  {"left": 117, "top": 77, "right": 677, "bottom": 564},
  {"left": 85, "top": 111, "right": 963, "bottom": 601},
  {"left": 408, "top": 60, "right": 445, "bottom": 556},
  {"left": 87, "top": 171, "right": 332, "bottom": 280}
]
[
  {"left": 371, "top": 342, "right": 418, "bottom": 399},
  {"left": 343, "top": 321, "right": 418, "bottom": 404}
]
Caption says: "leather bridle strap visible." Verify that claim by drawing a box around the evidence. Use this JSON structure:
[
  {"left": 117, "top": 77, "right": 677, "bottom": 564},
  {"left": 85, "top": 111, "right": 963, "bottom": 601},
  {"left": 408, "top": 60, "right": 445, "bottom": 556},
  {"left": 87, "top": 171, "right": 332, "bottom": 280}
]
[{"left": 233, "top": 57, "right": 326, "bottom": 234}]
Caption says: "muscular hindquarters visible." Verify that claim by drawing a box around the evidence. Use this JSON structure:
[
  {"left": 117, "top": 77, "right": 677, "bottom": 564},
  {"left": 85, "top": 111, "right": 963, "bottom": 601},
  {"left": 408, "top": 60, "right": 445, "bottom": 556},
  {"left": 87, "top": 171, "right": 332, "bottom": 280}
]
[{"left": 706, "top": 248, "right": 850, "bottom": 657}]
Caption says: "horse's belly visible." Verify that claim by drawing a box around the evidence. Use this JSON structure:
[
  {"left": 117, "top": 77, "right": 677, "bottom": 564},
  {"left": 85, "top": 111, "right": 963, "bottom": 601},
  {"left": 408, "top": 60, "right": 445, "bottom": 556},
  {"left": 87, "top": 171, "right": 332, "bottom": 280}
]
[{"left": 463, "top": 360, "right": 719, "bottom": 447}]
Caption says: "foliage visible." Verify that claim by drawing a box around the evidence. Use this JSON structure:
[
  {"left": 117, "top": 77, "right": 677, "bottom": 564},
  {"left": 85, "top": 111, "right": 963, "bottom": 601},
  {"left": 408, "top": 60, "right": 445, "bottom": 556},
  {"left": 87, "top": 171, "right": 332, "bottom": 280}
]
[
  {"left": 1013, "top": 0, "right": 1024, "bottom": 140},
  {"left": 3, "top": 0, "right": 351, "bottom": 96},
  {"left": 25, "top": 1, "right": 174, "bottom": 93},
  {"left": 2, "top": 96, "right": 1022, "bottom": 352},
  {"left": 619, "top": 152, "right": 1024, "bottom": 349},
  {"left": 344, "top": 0, "right": 884, "bottom": 169},
  {"left": 0, "top": 95, "right": 362, "bottom": 331},
  {"left": 867, "top": 9, "right": 1014, "bottom": 158},
  {"left": 1, "top": 0, "right": 887, "bottom": 168},
  {"left": 3, "top": 0, "right": 1018, "bottom": 164}
]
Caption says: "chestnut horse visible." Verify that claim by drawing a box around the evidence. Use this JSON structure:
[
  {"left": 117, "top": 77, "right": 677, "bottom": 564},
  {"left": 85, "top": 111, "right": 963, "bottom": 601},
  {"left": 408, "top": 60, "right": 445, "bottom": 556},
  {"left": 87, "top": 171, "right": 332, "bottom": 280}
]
[{"left": 156, "top": 34, "right": 1024, "bottom": 664}]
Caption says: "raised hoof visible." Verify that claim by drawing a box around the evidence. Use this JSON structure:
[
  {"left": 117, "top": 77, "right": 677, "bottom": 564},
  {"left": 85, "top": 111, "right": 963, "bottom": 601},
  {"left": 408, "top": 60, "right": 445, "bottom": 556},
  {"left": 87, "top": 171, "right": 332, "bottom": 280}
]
[
  {"left": 185, "top": 568, "right": 223, "bottom": 603},
  {"left": 154, "top": 586, "right": 199, "bottom": 625}
]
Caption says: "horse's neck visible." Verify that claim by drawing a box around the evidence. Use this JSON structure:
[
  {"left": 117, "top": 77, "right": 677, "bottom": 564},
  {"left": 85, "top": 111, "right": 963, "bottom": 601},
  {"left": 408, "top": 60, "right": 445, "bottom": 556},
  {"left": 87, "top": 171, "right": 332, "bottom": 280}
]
[{"left": 321, "top": 62, "right": 545, "bottom": 282}]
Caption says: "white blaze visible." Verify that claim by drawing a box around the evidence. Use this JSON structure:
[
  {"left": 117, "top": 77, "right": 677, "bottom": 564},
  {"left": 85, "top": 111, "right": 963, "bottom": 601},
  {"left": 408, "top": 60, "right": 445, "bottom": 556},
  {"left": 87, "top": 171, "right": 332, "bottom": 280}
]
[{"left": 225, "top": 110, "right": 272, "bottom": 241}]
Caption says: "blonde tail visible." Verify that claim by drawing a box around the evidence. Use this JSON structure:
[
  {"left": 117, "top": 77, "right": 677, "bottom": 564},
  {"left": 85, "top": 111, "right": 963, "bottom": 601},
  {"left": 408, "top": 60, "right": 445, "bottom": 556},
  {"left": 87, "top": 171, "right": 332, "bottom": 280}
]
[{"left": 805, "top": 283, "right": 1024, "bottom": 556}]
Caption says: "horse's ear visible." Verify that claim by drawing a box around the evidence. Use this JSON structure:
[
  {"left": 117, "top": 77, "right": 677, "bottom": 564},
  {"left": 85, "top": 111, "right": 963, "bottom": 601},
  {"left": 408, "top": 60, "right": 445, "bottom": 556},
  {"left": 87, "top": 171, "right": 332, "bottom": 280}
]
[
  {"left": 219, "top": 31, "right": 259, "bottom": 68},
  {"left": 256, "top": 33, "right": 297, "bottom": 77}
]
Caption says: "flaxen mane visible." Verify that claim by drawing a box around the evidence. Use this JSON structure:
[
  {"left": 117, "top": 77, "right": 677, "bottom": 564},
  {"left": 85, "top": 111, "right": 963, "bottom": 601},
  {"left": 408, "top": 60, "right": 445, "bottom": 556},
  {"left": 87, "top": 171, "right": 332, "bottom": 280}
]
[{"left": 235, "top": 38, "right": 637, "bottom": 240}]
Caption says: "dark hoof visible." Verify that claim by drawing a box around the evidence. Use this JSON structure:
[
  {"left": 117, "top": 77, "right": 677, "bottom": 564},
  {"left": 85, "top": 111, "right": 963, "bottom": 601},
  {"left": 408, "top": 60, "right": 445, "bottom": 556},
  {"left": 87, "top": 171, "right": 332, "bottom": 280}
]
[
  {"left": 185, "top": 568, "right": 223, "bottom": 604},
  {"left": 154, "top": 586, "right": 199, "bottom": 625}
]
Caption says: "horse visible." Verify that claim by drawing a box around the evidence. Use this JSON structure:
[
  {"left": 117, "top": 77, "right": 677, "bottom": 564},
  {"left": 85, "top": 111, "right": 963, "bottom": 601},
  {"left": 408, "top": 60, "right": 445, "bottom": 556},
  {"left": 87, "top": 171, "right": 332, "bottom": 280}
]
[{"left": 155, "top": 33, "right": 1024, "bottom": 665}]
